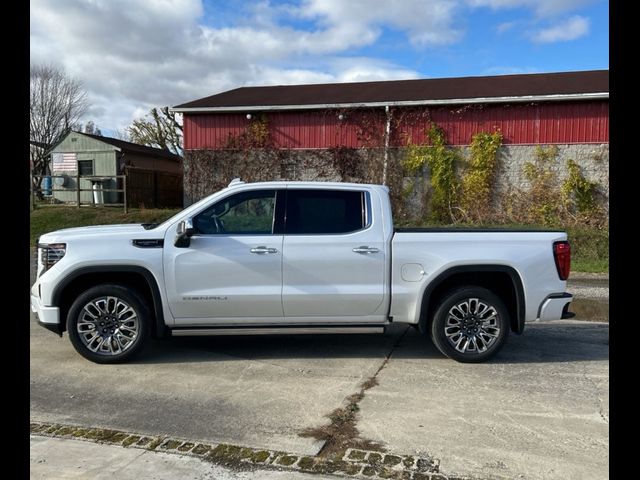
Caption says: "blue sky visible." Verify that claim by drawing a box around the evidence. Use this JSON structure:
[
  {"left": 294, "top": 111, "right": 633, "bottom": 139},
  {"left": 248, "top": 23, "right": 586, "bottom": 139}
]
[
  {"left": 202, "top": 0, "right": 608, "bottom": 77},
  {"left": 30, "top": 0, "right": 608, "bottom": 134}
]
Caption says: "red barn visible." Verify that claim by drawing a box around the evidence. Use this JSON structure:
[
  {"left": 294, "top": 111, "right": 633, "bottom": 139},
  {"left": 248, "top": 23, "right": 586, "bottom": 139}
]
[{"left": 173, "top": 70, "right": 609, "bottom": 217}]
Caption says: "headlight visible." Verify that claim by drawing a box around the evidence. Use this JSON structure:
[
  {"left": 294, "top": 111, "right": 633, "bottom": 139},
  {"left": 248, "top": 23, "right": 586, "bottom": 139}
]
[{"left": 37, "top": 243, "right": 66, "bottom": 273}]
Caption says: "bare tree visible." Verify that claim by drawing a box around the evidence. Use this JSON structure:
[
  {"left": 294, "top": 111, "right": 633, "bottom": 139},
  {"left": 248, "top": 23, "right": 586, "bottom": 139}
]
[
  {"left": 82, "top": 120, "right": 102, "bottom": 136},
  {"left": 30, "top": 64, "right": 88, "bottom": 193},
  {"left": 111, "top": 128, "right": 130, "bottom": 141},
  {"left": 127, "top": 107, "right": 183, "bottom": 156}
]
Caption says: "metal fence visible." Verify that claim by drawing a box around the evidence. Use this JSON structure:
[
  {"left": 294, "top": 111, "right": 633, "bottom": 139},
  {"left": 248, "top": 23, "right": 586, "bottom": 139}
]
[{"left": 31, "top": 173, "right": 128, "bottom": 212}]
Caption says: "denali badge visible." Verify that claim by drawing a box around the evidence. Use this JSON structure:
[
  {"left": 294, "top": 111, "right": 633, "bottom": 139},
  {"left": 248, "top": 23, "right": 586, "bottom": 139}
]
[{"left": 182, "top": 296, "right": 228, "bottom": 301}]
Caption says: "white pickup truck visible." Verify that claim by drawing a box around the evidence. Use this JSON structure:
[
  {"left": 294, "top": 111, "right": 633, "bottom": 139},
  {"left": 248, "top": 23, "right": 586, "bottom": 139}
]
[{"left": 31, "top": 180, "right": 574, "bottom": 364}]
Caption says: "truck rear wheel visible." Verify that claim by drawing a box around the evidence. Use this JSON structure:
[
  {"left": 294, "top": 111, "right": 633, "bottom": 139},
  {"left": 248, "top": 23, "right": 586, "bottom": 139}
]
[
  {"left": 66, "top": 284, "right": 150, "bottom": 364},
  {"left": 430, "top": 286, "right": 509, "bottom": 363}
]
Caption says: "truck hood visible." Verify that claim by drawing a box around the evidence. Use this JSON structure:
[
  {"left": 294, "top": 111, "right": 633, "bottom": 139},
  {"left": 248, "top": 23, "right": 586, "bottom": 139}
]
[{"left": 37, "top": 224, "right": 150, "bottom": 243}]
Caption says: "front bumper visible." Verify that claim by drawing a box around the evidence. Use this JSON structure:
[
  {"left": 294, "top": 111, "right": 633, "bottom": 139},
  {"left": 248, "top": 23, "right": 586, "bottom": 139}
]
[
  {"left": 31, "top": 294, "right": 62, "bottom": 336},
  {"left": 538, "top": 292, "right": 574, "bottom": 321}
]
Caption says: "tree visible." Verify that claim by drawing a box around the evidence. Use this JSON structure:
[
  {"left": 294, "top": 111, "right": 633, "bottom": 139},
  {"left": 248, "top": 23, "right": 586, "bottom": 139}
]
[
  {"left": 30, "top": 64, "right": 88, "bottom": 192},
  {"left": 82, "top": 120, "right": 102, "bottom": 136},
  {"left": 111, "top": 128, "right": 130, "bottom": 141},
  {"left": 127, "top": 107, "right": 183, "bottom": 156}
]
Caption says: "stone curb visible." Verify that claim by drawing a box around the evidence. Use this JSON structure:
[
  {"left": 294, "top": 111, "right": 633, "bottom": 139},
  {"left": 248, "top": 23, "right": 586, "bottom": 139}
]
[{"left": 30, "top": 421, "right": 480, "bottom": 480}]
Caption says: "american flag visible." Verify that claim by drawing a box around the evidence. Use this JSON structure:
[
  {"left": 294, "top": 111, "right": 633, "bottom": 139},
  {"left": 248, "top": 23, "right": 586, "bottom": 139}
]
[{"left": 51, "top": 152, "right": 77, "bottom": 172}]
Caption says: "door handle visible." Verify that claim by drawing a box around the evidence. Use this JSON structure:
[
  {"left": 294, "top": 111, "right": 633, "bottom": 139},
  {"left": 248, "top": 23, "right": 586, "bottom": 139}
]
[
  {"left": 250, "top": 246, "right": 278, "bottom": 254},
  {"left": 352, "top": 246, "right": 379, "bottom": 254}
]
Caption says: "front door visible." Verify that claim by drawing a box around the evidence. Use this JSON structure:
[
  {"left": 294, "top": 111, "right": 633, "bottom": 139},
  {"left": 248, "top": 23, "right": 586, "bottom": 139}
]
[{"left": 164, "top": 189, "right": 284, "bottom": 324}]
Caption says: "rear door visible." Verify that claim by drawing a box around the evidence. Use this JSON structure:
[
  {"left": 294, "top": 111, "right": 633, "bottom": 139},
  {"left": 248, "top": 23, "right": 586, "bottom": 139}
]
[{"left": 281, "top": 188, "right": 386, "bottom": 322}]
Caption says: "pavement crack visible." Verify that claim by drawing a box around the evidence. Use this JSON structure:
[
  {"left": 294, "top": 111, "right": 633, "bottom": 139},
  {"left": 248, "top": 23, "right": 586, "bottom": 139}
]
[
  {"left": 581, "top": 364, "right": 609, "bottom": 425},
  {"left": 298, "top": 325, "right": 411, "bottom": 458}
]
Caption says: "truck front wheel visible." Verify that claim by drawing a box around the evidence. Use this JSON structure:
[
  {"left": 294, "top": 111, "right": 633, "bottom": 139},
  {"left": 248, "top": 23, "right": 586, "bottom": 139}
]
[
  {"left": 430, "top": 286, "right": 509, "bottom": 363},
  {"left": 66, "top": 284, "right": 150, "bottom": 364}
]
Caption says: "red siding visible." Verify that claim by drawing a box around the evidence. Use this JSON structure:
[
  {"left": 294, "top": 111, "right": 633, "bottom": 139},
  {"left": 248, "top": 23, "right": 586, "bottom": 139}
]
[{"left": 184, "top": 100, "right": 608, "bottom": 150}]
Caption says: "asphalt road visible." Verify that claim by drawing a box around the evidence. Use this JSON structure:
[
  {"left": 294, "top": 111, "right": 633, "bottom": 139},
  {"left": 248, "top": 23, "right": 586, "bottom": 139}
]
[{"left": 30, "top": 259, "right": 609, "bottom": 479}]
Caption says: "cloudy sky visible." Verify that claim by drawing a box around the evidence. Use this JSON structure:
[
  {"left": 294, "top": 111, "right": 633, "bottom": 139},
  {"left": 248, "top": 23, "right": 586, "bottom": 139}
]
[{"left": 30, "top": 0, "right": 608, "bottom": 135}]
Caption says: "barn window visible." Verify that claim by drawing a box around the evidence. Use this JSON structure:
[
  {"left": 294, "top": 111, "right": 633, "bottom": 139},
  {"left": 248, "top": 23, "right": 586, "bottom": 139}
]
[{"left": 78, "top": 160, "right": 94, "bottom": 176}]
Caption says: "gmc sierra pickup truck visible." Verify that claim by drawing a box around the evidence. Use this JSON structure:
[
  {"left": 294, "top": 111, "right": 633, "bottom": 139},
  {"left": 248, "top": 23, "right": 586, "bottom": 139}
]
[{"left": 31, "top": 179, "right": 574, "bottom": 364}]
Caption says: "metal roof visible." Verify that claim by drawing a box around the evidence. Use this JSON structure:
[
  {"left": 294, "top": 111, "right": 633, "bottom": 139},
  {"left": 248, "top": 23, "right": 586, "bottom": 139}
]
[
  {"left": 173, "top": 70, "right": 608, "bottom": 113},
  {"left": 80, "top": 132, "right": 182, "bottom": 162}
]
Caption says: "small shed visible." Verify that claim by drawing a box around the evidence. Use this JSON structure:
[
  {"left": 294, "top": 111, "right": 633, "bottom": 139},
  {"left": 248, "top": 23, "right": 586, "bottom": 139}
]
[{"left": 48, "top": 131, "right": 183, "bottom": 208}]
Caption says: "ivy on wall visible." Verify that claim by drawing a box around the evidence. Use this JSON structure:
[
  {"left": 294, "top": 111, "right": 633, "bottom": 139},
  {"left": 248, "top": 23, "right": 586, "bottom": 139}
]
[
  {"left": 460, "top": 131, "right": 503, "bottom": 222},
  {"left": 183, "top": 109, "right": 606, "bottom": 229},
  {"left": 403, "top": 124, "right": 461, "bottom": 223},
  {"left": 561, "top": 159, "right": 599, "bottom": 217}
]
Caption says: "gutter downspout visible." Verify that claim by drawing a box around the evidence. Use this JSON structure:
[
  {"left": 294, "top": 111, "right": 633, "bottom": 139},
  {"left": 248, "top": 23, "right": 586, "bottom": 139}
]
[{"left": 382, "top": 105, "right": 391, "bottom": 186}]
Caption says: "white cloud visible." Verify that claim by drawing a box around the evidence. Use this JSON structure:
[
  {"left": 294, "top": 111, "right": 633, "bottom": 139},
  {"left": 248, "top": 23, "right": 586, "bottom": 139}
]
[
  {"left": 30, "top": 0, "right": 597, "bottom": 132},
  {"left": 31, "top": 0, "right": 439, "bottom": 131},
  {"left": 330, "top": 58, "right": 422, "bottom": 83},
  {"left": 467, "top": 0, "right": 596, "bottom": 17},
  {"left": 295, "top": 0, "right": 462, "bottom": 47},
  {"left": 531, "top": 15, "right": 590, "bottom": 43},
  {"left": 483, "top": 66, "right": 539, "bottom": 75},
  {"left": 495, "top": 21, "right": 517, "bottom": 33}
]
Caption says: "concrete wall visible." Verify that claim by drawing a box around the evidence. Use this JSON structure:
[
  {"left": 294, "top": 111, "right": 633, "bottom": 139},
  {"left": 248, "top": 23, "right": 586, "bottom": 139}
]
[
  {"left": 495, "top": 144, "right": 609, "bottom": 205},
  {"left": 183, "top": 143, "right": 609, "bottom": 222}
]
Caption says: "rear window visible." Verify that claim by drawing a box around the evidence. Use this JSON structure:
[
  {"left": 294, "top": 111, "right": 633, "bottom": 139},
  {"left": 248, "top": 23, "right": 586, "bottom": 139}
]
[{"left": 285, "top": 190, "right": 365, "bottom": 234}]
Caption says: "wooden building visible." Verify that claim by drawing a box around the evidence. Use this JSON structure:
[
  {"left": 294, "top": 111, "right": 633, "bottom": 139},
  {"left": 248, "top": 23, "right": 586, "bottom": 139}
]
[{"left": 49, "top": 131, "right": 183, "bottom": 208}]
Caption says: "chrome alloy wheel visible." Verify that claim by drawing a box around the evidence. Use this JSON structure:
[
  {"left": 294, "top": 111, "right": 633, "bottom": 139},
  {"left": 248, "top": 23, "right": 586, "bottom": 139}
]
[
  {"left": 77, "top": 296, "right": 139, "bottom": 356},
  {"left": 444, "top": 298, "right": 500, "bottom": 354}
]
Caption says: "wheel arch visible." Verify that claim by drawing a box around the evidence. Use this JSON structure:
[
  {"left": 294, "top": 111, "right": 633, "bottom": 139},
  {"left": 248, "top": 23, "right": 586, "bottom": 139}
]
[
  {"left": 51, "top": 265, "right": 166, "bottom": 338},
  {"left": 417, "top": 265, "right": 525, "bottom": 335}
]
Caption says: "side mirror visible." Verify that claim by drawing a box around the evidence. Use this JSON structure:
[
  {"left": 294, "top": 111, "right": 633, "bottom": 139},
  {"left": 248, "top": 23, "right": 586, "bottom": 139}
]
[{"left": 174, "top": 218, "right": 195, "bottom": 248}]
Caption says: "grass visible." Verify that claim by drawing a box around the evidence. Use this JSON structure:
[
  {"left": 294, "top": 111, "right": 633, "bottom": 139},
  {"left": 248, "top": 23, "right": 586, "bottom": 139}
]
[
  {"left": 565, "top": 226, "right": 609, "bottom": 273},
  {"left": 30, "top": 206, "right": 181, "bottom": 245},
  {"left": 30, "top": 207, "right": 608, "bottom": 273}
]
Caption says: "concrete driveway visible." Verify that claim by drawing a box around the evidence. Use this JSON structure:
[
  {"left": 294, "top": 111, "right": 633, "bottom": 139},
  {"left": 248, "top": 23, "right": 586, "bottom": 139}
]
[
  {"left": 30, "top": 319, "right": 608, "bottom": 480},
  {"left": 30, "top": 258, "right": 608, "bottom": 479}
]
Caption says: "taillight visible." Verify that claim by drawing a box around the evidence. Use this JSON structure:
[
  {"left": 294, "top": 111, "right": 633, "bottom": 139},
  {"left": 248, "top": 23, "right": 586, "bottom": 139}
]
[{"left": 553, "top": 241, "right": 571, "bottom": 280}]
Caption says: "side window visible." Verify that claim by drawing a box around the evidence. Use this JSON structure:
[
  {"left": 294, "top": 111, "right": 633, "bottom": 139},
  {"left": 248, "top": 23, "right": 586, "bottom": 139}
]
[
  {"left": 286, "top": 190, "right": 365, "bottom": 234},
  {"left": 194, "top": 190, "right": 276, "bottom": 235},
  {"left": 78, "top": 160, "right": 94, "bottom": 176}
]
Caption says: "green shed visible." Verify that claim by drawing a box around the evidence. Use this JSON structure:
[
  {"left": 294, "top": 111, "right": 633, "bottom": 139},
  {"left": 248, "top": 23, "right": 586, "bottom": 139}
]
[{"left": 49, "top": 131, "right": 183, "bottom": 208}]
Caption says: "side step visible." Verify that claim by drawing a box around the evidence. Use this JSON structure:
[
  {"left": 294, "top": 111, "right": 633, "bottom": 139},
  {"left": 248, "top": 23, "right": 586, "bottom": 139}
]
[{"left": 171, "top": 326, "right": 386, "bottom": 336}]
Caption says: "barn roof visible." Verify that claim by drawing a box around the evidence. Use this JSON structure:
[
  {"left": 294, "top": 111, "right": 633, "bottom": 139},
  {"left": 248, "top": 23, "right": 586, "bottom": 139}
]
[{"left": 173, "top": 70, "right": 608, "bottom": 113}]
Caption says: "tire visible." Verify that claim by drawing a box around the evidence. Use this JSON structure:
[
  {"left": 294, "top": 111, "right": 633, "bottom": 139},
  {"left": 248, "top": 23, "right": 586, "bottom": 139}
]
[
  {"left": 66, "top": 284, "right": 150, "bottom": 364},
  {"left": 430, "top": 286, "right": 509, "bottom": 363}
]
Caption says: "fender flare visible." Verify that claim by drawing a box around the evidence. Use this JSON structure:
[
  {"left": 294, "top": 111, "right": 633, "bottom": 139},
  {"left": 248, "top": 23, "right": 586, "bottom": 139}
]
[
  {"left": 418, "top": 265, "right": 526, "bottom": 334},
  {"left": 51, "top": 265, "right": 166, "bottom": 338}
]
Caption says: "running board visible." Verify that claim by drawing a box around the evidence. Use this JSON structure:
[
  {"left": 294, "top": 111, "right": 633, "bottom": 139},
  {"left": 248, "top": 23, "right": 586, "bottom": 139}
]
[{"left": 171, "top": 326, "right": 385, "bottom": 336}]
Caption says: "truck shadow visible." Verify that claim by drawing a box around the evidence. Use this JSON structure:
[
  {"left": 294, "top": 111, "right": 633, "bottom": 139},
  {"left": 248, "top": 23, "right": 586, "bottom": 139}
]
[{"left": 137, "top": 321, "right": 608, "bottom": 365}]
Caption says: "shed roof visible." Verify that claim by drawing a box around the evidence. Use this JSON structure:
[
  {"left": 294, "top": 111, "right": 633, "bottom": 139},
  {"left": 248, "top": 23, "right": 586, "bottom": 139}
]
[
  {"left": 173, "top": 70, "right": 608, "bottom": 113},
  {"left": 78, "top": 132, "right": 182, "bottom": 162}
]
